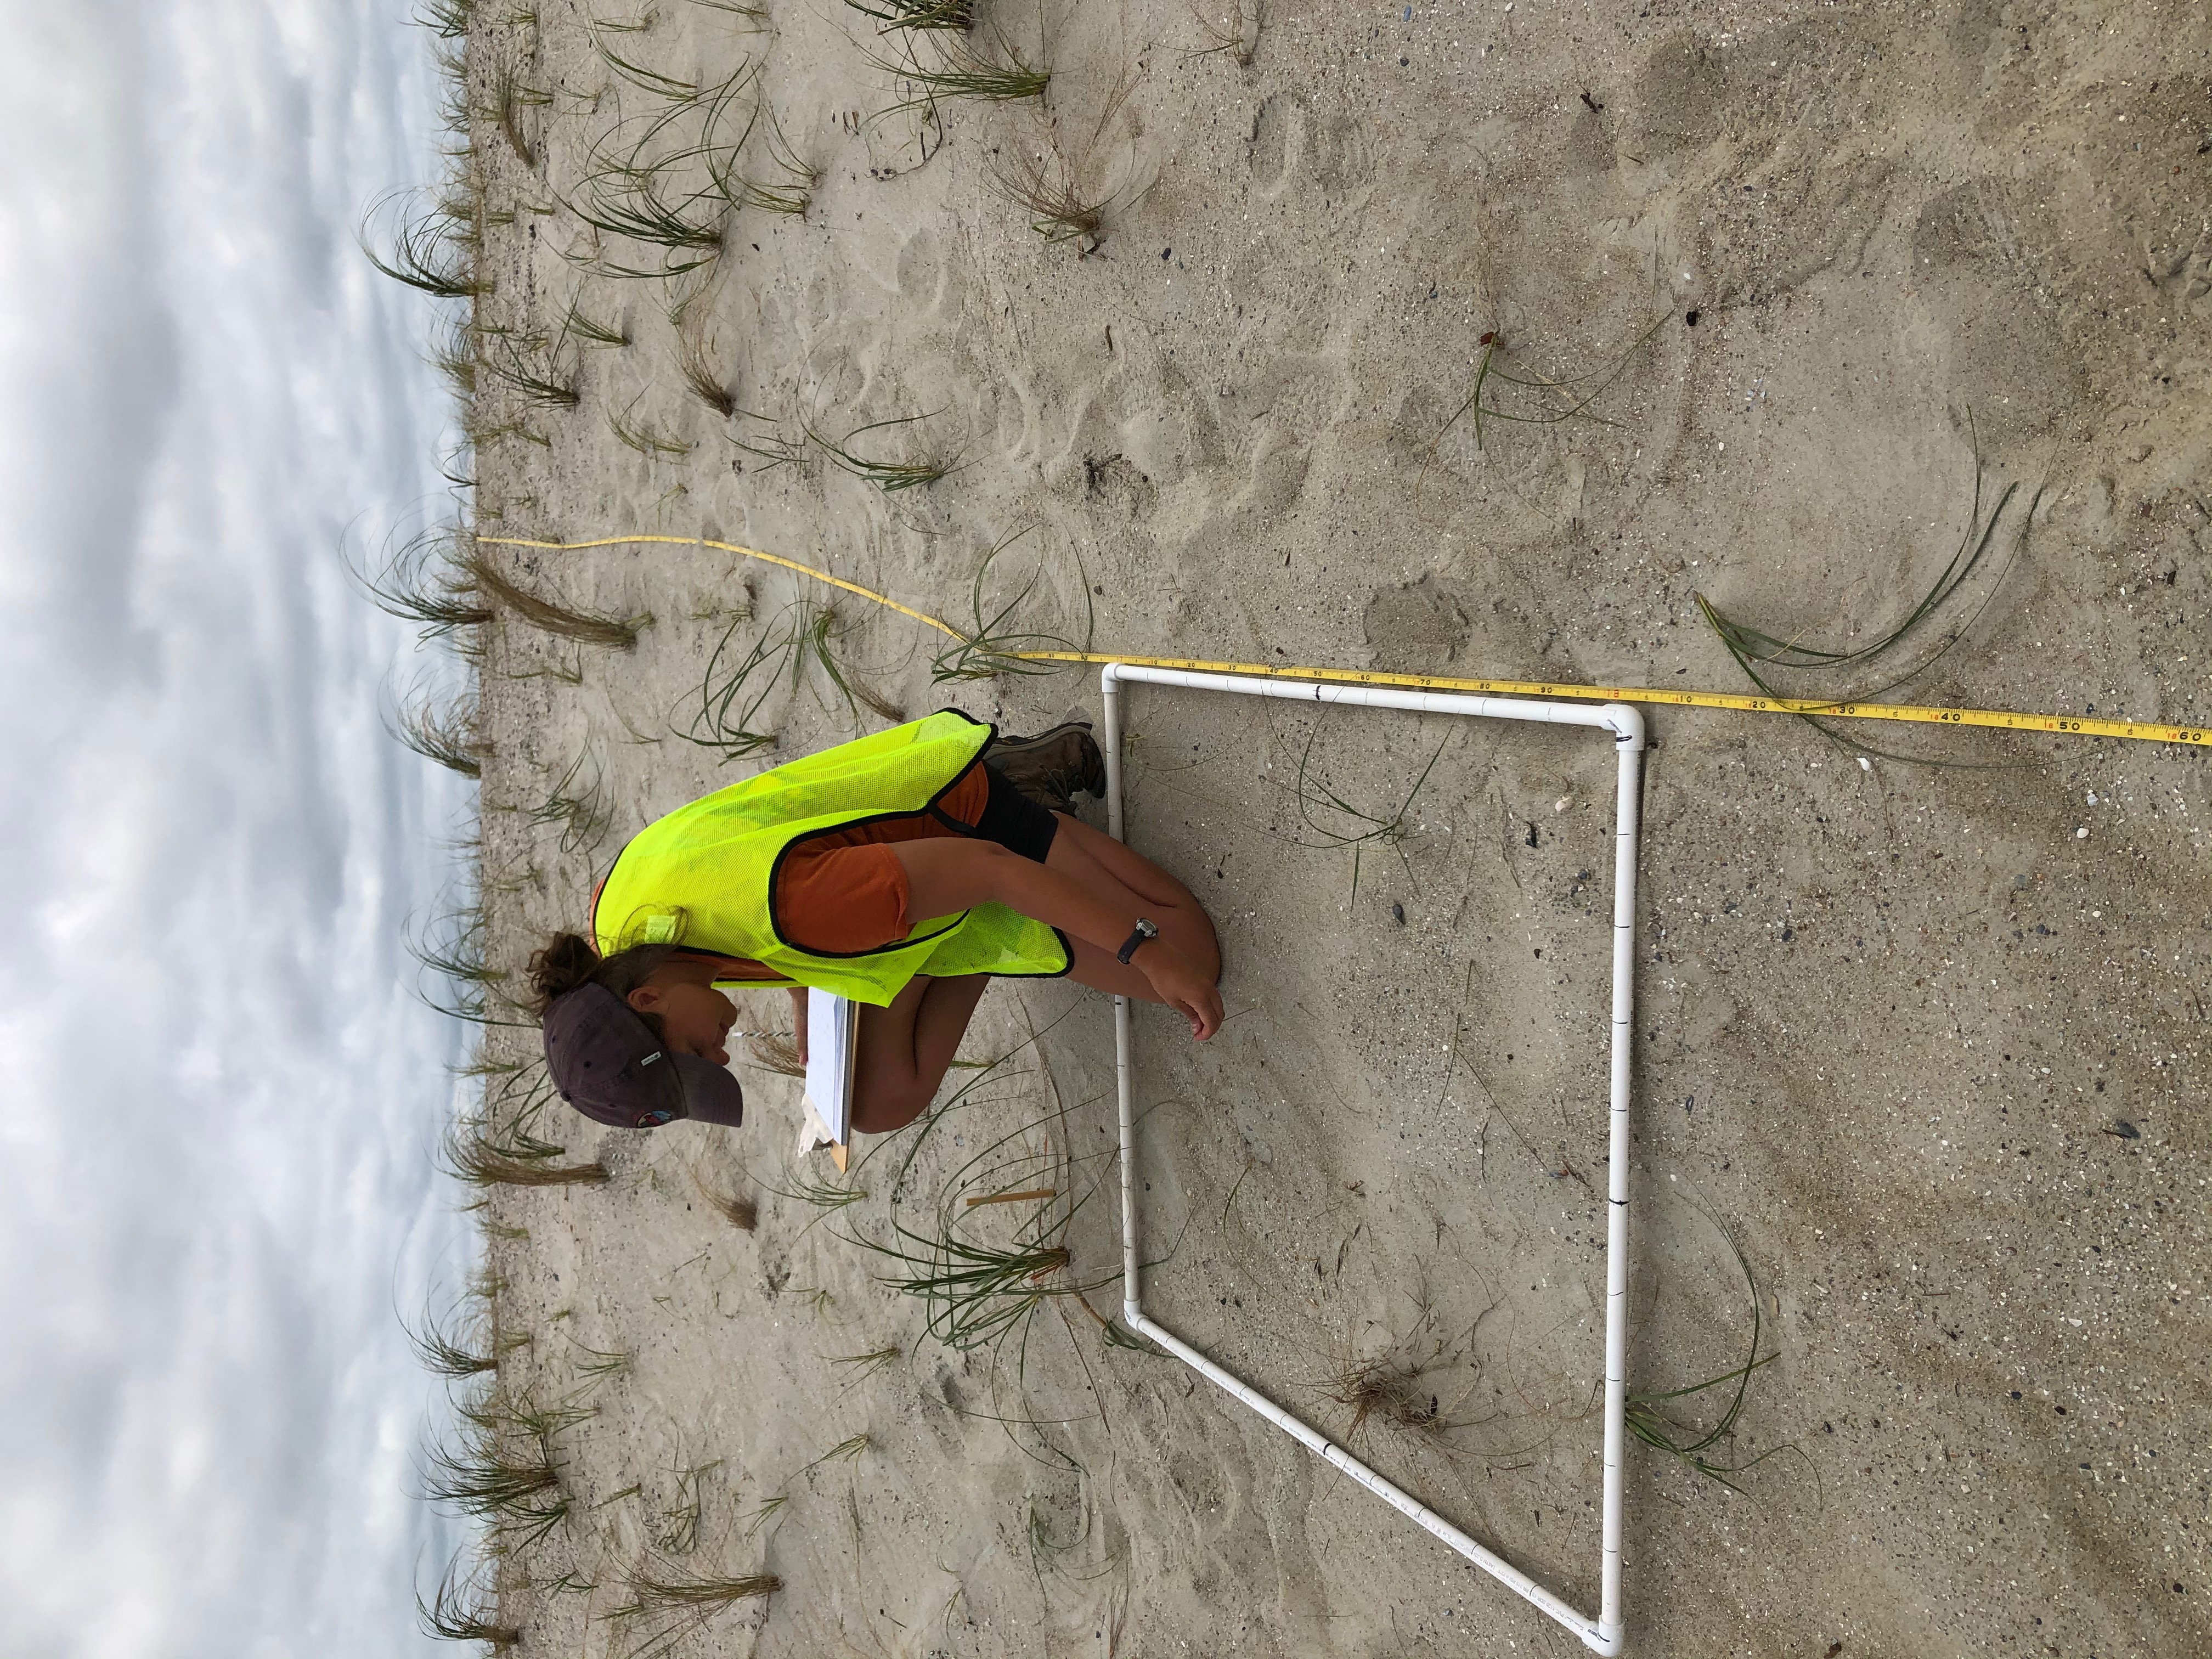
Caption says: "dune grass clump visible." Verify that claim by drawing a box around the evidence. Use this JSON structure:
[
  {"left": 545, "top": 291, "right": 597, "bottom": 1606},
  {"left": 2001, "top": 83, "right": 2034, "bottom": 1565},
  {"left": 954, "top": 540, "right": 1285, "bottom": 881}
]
[
  {"left": 422, "top": 1419, "right": 569, "bottom": 1551},
  {"left": 805, "top": 410, "right": 964, "bottom": 492},
  {"left": 868, "top": 1226, "right": 1074, "bottom": 1350},
  {"left": 1273, "top": 718, "right": 1449, "bottom": 904},
  {"left": 930, "top": 527, "right": 1095, "bottom": 683},
  {"left": 749, "top": 105, "right": 821, "bottom": 213},
  {"left": 847, "top": 0, "right": 974, "bottom": 30},
  {"left": 741, "top": 1492, "right": 788, "bottom": 1538},
  {"left": 866, "top": 32, "right": 1050, "bottom": 116},
  {"left": 1324, "top": 1352, "right": 1448, "bottom": 1438},
  {"left": 751, "top": 1156, "right": 868, "bottom": 1216},
  {"left": 362, "top": 185, "right": 488, "bottom": 301},
  {"left": 798, "top": 602, "right": 904, "bottom": 723},
  {"left": 472, "top": 550, "right": 651, "bottom": 647},
  {"left": 675, "top": 332, "right": 738, "bottom": 418},
  {"left": 478, "top": 1110, "right": 566, "bottom": 1165},
  {"left": 1427, "top": 311, "right": 1669, "bottom": 455},
  {"left": 392, "top": 682, "right": 487, "bottom": 777},
  {"left": 678, "top": 598, "right": 900, "bottom": 763},
  {"left": 460, "top": 1385, "right": 597, "bottom": 1442},
  {"left": 611, "top": 396, "right": 693, "bottom": 458},
  {"left": 407, "top": 904, "right": 511, "bottom": 1022},
  {"left": 1187, "top": 1, "right": 1260, "bottom": 66},
  {"left": 594, "top": 32, "right": 721, "bottom": 99},
  {"left": 418, "top": 1551, "right": 520, "bottom": 1647},
  {"left": 562, "top": 59, "right": 769, "bottom": 280},
  {"left": 430, "top": 316, "right": 480, "bottom": 403},
  {"left": 690, "top": 1165, "right": 759, "bottom": 1229},
  {"left": 456, "top": 1048, "right": 535, "bottom": 1087},
  {"left": 828, "top": 1344, "right": 901, "bottom": 1388},
  {"left": 471, "top": 1053, "right": 568, "bottom": 1160},
  {"left": 363, "top": 531, "right": 648, "bottom": 657},
  {"left": 465, "top": 410, "right": 550, "bottom": 451},
  {"left": 794, "top": 1431, "right": 870, "bottom": 1479},
  {"left": 478, "top": 332, "right": 580, "bottom": 409},
  {"left": 569, "top": 166, "right": 729, "bottom": 279},
  {"left": 1695, "top": 419, "right": 2039, "bottom": 764},
  {"left": 406, "top": 906, "right": 545, "bottom": 1029},
  {"left": 988, "top": 143, "right": 1109, "bottom": 249},
  {"left": 405, "top": 1297, "right": 523, "bottom": 1381},
  {"left": 1313, "top": 1278, "right": 1488, "bottom": 1452},
  {"left": 490, "top": 59, "right": 552, "bottom": 167},
  {"left": 560, "top": 295, "right": 631, "bottom": 348},
  {"left": 415, "top": 0, "right": 474, "bottom": 37},
  {"left": 612, "top": 1560, "right": 781, "bottom": 1659},
  {"left": 648, "top": 1458, "right": 723, "bottom": 1555},
  {"left": 986, "top": 78, "right": 1143, "bottom": 251},
  {"left": 358, "top": 527, "right": 491, "bottom": 647},
  {"left": 567, "top": 1337, "right": 632, "bottom": 1389},
  {"left": 852, "top": 1099, "right": 1099, "bottom": 1352},
  {"left": 1625, "top": 1208, "right": 1793, "bottom": 1492},
  {"left": 679, "top": 606, "right": 794, "bottom": 759},
  {"left": 445, "top": 1118, "right": 611, "bottom": 1188},
  {"left": 744, "top": 1030, "right": 805, "bottom": 1075},
  {"left": 727, "top": 408, "right": 811, "bottom": 471},
  {"left": 524, "top": 748, "right": 614, "bottom": 855}
]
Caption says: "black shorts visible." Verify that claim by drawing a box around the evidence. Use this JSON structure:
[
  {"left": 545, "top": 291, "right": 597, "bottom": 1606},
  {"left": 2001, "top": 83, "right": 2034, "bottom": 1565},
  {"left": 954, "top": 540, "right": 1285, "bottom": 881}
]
[{"left": 972, "top": 761, "right": 1060, "bottom": 863}]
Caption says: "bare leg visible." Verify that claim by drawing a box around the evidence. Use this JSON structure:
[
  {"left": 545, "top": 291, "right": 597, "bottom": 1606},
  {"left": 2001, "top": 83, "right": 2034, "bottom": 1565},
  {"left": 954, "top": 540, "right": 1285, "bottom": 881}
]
[
  {"left": 851, "top": 819, "right": 1218, "bottom": 1131},
  {"left": 851, "top": 972, "right": 991, "bottom": 1135},
  {"left": 1045, "top": 813, "right": 1222, "bottom": 1004}
]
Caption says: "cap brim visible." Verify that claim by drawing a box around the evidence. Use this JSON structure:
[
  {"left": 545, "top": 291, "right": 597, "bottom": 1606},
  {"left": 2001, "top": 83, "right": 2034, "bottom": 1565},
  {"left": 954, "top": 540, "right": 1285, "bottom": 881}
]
[{"left": 668, "top": 1053, "right": 746, "bottom": 1126}]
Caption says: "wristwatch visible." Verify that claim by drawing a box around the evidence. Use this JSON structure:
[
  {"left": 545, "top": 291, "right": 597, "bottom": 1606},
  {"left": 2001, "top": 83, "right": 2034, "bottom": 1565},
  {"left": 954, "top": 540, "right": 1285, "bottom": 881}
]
[{"left": 1116, "top": 918, "right": 1159, "bottom": 964}]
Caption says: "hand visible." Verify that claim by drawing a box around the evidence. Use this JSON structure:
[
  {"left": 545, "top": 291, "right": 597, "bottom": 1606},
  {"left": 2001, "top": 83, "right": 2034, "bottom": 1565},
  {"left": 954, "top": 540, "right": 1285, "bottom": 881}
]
[
  {"left": 1139, "top": 941, "right": 1224, "bottom": 1040},
  {"left": 789, "top": 984, "right": 810, "bottom": 1066}
]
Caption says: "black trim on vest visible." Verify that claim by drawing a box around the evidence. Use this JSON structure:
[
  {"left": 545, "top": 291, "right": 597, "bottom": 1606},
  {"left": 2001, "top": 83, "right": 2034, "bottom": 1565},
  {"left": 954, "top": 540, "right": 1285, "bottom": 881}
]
[
  {"left": 1010, "top": 926, "right": 1076, "bottom": 981},
  {"left": 761, "top": 712, "right": 998, "bottom": 962},
  {"left": 927, "top": 801, "right": 980, "bottom": 837}
]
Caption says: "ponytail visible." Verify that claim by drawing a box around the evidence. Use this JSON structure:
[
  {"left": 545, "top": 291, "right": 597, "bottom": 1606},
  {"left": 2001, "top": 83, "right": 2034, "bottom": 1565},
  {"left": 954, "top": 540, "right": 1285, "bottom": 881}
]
[{"left": 526, "top": 932, "right": 680, "bottom": 1023}]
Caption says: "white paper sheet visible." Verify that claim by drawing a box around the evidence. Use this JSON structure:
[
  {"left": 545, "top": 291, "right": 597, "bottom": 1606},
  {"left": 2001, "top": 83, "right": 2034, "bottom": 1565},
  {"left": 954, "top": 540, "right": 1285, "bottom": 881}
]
[{"left": 802, "top": 987, "right": 857, "bottom": 1149}]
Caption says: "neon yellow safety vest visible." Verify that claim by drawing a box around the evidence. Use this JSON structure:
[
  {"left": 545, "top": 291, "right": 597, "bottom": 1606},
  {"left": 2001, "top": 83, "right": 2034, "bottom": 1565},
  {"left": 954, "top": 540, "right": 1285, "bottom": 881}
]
[{"left": 592, "top": 710, "right": 1071, "bottom": 1005}]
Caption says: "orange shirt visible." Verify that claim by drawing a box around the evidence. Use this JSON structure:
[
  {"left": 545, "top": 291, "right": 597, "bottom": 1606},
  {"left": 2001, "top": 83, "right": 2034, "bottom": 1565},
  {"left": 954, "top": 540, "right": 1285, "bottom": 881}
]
[{"left": 771, "top": 760, "right": 990, "bottom": 954}]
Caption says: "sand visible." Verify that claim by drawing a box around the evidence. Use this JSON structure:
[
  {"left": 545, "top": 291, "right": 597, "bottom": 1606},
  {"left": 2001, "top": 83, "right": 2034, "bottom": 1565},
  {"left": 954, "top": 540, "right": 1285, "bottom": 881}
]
[{"left": 454, "top": 2, "right": 2210, "bottom": 1653}]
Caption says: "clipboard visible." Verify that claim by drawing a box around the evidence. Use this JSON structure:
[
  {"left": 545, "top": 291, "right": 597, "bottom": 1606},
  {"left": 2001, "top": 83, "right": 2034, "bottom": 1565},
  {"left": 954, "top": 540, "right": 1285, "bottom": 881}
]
[{"left": 803, "top": 987, "right": 857, "bottom": 1171}]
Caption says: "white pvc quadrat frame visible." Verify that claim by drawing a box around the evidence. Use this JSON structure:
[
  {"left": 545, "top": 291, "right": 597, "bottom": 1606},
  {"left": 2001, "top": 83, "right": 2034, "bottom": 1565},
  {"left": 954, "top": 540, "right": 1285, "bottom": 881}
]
[{"left": 1101, "top": 662, "right": 1647, "bottom": 1656}]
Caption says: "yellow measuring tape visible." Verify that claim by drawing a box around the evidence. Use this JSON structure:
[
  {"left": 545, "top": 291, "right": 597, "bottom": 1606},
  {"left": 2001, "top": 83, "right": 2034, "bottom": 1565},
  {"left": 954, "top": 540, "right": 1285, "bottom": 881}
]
[{"left": 479, "top": 533, "right": 2211, "bottom": 751}]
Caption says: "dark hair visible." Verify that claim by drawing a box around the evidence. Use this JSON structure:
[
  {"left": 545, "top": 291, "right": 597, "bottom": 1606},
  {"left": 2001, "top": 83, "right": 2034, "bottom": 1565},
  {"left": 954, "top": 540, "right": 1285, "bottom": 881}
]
[{"left": 526, "top": 932, "right": 679, "bottom": 1038}]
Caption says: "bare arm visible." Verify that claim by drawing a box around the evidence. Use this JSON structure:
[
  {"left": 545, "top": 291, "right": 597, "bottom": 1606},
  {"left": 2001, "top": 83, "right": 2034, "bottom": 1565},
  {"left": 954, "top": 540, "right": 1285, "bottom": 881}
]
[{"left": 889, "top": 838, "right": 1222, "bottom": 1038}]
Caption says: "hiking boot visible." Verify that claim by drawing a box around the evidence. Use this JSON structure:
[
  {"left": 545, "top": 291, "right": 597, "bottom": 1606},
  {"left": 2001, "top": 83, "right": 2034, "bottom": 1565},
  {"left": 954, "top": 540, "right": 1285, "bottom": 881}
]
[{"left": 988, "top": 721, "right": 1107, "bottom": 814}]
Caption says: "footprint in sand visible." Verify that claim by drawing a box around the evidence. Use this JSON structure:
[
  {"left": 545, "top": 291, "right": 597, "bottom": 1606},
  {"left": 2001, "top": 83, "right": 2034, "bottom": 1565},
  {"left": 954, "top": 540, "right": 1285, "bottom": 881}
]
[
  {"left": 894, "top": 225, "right": 965, "bottom": 323},
  {"left": 1249, "top": 92, "right": 1373, "bottom": 201},
  {"left": 1908, "top": 179, "right": 2080, "bottom": 443},
  {"left": 1231, "top": 428, "right": 1311, "bottom": 520},
  {"left": 1363, "top": 575, "right": 1471, "bottom": 673}
]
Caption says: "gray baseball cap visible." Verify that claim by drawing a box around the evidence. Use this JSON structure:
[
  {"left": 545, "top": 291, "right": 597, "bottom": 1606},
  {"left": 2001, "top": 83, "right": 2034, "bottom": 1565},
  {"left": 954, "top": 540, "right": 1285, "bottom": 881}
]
[{"left": 541, "top": 983, "right": 746, "bottom": 1130}]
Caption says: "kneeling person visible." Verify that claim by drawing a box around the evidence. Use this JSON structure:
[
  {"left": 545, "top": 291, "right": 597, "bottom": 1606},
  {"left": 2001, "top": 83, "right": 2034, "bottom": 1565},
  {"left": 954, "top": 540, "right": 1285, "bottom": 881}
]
[{"left": 531, "top": 710, "right": 1223, "bottom": 1136}]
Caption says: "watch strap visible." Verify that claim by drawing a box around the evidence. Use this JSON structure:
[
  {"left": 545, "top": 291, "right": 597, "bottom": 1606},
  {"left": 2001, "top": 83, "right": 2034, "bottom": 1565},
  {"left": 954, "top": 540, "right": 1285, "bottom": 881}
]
[{"left": 1115, "top": 918, "right": 1159, "bottom": 965}]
